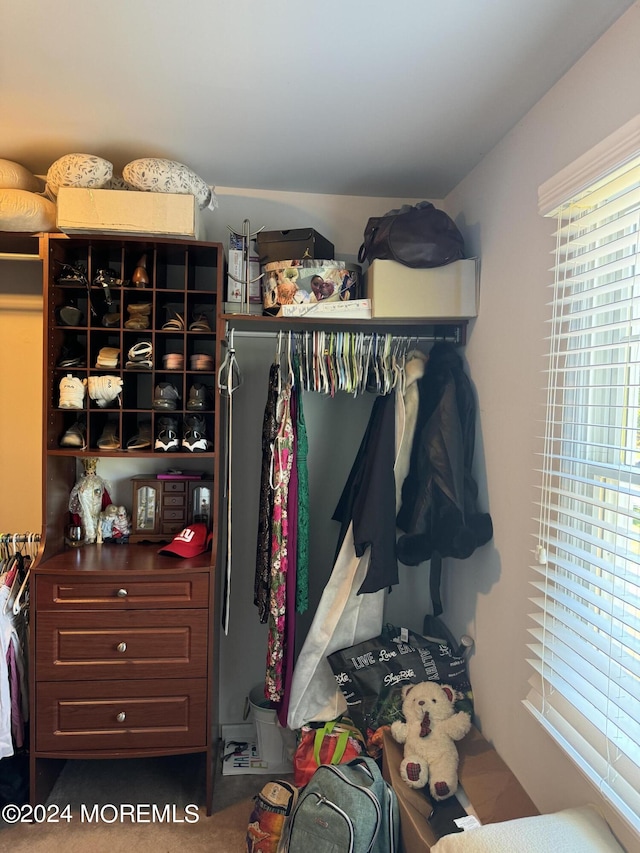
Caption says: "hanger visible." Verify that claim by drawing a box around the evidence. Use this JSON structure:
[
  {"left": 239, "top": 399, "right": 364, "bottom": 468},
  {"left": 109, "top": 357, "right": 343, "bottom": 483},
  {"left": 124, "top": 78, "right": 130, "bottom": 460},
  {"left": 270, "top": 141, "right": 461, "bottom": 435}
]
[{"left": 217, "top": 328, "right": 242, "bottom": 397}]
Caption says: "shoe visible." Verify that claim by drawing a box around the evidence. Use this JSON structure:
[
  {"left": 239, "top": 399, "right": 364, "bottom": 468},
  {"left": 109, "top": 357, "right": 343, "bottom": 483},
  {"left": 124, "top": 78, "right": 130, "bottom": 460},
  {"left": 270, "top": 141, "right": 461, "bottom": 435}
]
[
  {"left": 59, "top": 374, "right": 86, "bottom": 409},
  {"left": 87, "top": 375, "right": 123, "bottom": 408},
  {"left": 162, "top": 312, "right": 185, "bottom": 331},
  {"left": 58, "top": 305, "right": 84, "bottom": 326},
  {"left": 56, "top": 263, "right": 88, "bottom": 286},
  {"left": 60, "top": 421, "right": 86, "bottom": 449},
  {"left": 58, "top": 339, "right": 86, "bottom": 368},
  {"left": 126, "top": 340, "right": 153, "bottom": 370},
  {"left": 126, "top": 421, "right": 152, "bottom": 451},
  {"left": 97, "top": 420, "right": 120, "bottom": 450},
  {"left": 125, "top": 302, "right": 152, "bottom": 330},
  {"left": 187, "top": 383, "right": 211, "bottom": 410},
  {"left": 155, "top": 416, "right": 179, "bottom": 452},
  {"left": 152, "top": 382, "right": 180, "bottom": 410},
  {"left": 95, "top": 346, "right": 120, "bottom": 368},
  {"left": 188, "top": 314, "right": 211, "bottom": 332},
  {"left": 182, "top": 414, "right": 211, "bottom": 453}
]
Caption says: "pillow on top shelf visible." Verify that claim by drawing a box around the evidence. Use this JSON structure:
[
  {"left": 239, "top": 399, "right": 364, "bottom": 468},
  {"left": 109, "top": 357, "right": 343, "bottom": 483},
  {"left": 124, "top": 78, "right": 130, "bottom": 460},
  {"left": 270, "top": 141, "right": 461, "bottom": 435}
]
[
  {"left": 46, "top": 153, "right": 113, "bottom": 197},
  {"left": 122, "top": 158, "right": 217, "bottom": 210},
  {"left": 0, "top": 189, "right": 57, "bottom": 232},
  {"left": 0, "top": 159, "right": 42, "bottom": 193}
]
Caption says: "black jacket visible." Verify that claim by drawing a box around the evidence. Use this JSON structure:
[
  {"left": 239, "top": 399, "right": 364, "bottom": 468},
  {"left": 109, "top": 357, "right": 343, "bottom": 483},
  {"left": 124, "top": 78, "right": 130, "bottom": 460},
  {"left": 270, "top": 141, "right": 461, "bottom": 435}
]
[{"left": 396, "top": 342, "right": 493, "bottom": 568}]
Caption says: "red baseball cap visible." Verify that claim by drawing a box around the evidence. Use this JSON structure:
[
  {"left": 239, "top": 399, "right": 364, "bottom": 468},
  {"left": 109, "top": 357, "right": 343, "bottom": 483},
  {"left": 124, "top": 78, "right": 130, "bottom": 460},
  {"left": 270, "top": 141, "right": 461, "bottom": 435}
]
[{"left": 158, "top": 523, "right": 212, "bottom": 558}]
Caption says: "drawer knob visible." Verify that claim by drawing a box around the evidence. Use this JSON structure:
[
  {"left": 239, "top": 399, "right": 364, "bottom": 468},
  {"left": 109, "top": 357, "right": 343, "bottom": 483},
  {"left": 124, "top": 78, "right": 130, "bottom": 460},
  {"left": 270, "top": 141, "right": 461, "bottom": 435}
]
[
  {"left": 116, "top": 588, "right": 128, "bottom": 598},
  {"left": 116, "top": 712, "right": 126, "bottom": 723},
  {"left": 117, "top": 642, "right": 127, "bottom": 653}
]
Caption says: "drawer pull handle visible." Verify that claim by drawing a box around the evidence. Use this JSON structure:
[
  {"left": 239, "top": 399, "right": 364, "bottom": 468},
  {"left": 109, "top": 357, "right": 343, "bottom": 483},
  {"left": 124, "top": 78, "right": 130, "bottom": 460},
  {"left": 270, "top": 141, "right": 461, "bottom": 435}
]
[
  {"left": 116, "top": 588, "right": 128, "bottom": 598},
  {"left": 117, "top": 642, "right": 127, "bottom": 653},
  {"left": 116, "top": 712, "right": 126, "bottom": 723}
]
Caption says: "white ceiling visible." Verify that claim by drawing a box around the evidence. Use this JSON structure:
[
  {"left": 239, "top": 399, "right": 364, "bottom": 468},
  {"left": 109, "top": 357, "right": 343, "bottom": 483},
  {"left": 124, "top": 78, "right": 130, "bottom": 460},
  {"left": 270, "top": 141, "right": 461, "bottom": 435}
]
[{"left": 0, "top": 0, "right": 635, "bottom": 199}]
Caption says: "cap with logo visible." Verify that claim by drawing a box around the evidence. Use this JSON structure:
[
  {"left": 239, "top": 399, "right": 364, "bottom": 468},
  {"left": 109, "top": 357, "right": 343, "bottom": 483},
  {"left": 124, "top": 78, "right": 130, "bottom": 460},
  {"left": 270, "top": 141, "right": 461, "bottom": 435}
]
[{"left": 158, "top": 523, "right": 212, "bottom": 558}]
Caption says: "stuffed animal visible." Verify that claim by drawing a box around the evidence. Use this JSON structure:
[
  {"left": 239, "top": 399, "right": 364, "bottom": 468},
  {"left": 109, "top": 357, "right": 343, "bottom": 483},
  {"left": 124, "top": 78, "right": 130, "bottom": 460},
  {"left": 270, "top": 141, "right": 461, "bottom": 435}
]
[{"left": 390, "top": 681, "right": 471, "bottom": 801}]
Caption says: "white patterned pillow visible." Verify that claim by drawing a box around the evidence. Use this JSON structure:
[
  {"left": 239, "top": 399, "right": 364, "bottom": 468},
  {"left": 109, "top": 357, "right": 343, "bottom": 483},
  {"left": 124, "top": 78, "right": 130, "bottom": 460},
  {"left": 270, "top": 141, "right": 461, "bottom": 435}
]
[
  {"left": 122, "top": 158, "right": 217, "bottom": 210},
  {"left": 0, "top": 189, "right": 57, "bottom": 232},
  {"left": 0, "top": 159, "right": 42, "bottom": 193},
  {"left": 46, "top": 153, "right": 113, "bottom": 197}
]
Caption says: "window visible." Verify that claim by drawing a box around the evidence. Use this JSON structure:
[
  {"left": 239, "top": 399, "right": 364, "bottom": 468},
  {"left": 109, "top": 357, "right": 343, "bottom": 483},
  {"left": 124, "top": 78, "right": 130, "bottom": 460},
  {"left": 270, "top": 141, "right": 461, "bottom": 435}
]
[{"left": 526, "top": 122, "right": 640, "bottom": 834}]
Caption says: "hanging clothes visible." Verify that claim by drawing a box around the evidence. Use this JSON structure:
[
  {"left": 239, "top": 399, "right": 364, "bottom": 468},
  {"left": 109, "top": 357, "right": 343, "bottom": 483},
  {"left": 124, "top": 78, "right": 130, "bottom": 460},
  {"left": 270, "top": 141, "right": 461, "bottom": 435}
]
[
  {"left": 254, "top": 361, "right": 281, "bottom": 623},
  {"left": 264, "top": 382, "right": 294, "bottom": 703},
  {"left": 286, "top": 352, "right": 427, "bottom": 730},
  {"left": 396, "top": 342, "right": 493, "bottom": 616},
  {"left": 294, "top": 356, "right": 310, "bottom": 615}
]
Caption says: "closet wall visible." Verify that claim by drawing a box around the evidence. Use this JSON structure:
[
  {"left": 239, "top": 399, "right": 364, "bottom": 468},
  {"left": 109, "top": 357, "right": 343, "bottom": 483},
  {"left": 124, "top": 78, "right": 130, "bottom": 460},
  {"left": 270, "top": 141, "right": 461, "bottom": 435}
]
[{"left": 0, "top": 259, "right": 42, "bottom": 532}]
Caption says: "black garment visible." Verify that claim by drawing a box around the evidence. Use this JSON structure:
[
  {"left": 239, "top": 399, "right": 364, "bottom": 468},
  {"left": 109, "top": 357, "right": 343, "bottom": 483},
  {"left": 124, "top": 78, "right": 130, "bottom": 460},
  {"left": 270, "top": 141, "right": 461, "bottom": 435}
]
[
  {"left": 254, "top": 362, "right": 281, "bottom": 622},
  {"left": 333, "top": 393, "right": 398, "bottom": 594},
  {"left": 396, "top": 343, "right": 492, "bottom": 611}
]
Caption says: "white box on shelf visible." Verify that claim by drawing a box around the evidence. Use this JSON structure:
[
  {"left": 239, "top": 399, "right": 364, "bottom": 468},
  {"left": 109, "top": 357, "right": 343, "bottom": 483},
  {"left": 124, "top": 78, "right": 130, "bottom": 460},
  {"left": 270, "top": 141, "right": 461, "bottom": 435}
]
[
  {"left": 56, "top": 187, "right": 204, "bottom": 240},
  {"left": 366, "top": 258, "right": 479, "bottom": 319}
]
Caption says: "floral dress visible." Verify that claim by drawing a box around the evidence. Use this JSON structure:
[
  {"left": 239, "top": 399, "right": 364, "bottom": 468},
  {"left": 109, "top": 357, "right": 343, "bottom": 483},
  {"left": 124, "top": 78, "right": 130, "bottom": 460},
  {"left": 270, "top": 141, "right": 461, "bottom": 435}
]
[{"left": 265, "top": 383, "right": 294, "bottom": 702}]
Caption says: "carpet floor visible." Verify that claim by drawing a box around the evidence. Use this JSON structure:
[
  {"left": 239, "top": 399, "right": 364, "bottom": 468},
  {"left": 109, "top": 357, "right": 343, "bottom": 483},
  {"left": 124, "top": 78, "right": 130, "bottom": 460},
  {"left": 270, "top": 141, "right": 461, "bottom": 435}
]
[{"left": 0, "top": 748, "right": 293, "bottom": 852}]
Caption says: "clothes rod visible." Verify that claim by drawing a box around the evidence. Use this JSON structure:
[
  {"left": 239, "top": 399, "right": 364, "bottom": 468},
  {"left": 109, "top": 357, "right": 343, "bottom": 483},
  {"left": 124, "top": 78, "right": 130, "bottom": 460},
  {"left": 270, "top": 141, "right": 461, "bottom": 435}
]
[{"left": 230, "top": 330, "right": 461, "bottom": 343}]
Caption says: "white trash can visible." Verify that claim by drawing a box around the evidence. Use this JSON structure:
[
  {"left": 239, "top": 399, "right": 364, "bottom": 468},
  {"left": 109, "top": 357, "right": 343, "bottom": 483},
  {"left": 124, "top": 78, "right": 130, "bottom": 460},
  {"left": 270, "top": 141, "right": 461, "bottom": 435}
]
[{"left": 248, "top": 685, "right": 292, "bottom": 769}]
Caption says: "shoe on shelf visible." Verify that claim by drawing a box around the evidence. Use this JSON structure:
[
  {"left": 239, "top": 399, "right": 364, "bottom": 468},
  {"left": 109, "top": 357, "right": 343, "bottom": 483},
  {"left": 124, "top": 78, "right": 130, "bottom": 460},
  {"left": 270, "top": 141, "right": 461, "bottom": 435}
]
[
  {"left": 126, "top": 421, "right": 152, "bottom": 451},
  {"left": 126, "top": 340, "right": 153, "bottom": 370},
  {"left": 155, "top": 416, "right": 179, "bottom": 452},
  {"left": 182, "top": 414, "right": 212, "bottom": 453},
  {"left": 97, "top": 420, "right": 121, "bottom": 450},
  {"left": 56, "top": 263, "right": 88, "bottom": 286},
  {"left": 95, "top": 346, "right": 120, "bottom": 369},
  {"left": 59, "top": 421, "right": 86, "bottom": 449},
  {"left": 152, "top": 382, "right": 180, "bottom": 410},
  {"left": 162, "top": 311, "right": 185, "bottom": 331},
  {"left": 87, "top": 375, "right": 123, "bottom": 408},
  {"left": 125, "top": 302, "right": 152, "bottom": 330},
  {"left": 59, "top": 374, "right": 86, "bottom": 409},
  {"left": 58, "top": 339, "right": 86, "bottom": 368},
  {"left": 187, "top": 383, "right": 211, "bottom": 410},
  {"left": 188, "top": 313, "right": 211, "bottom": 332}
]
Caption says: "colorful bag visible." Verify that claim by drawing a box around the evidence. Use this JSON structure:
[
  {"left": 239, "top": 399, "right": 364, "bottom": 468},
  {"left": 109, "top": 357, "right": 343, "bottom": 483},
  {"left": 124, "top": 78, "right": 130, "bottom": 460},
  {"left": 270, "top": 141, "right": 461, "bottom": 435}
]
[
  {"left": 293, "top": 719, "right": 364, "bottom": 787},
  {"left": 246, "top": 779, "right": 298, "bottom": 853}
]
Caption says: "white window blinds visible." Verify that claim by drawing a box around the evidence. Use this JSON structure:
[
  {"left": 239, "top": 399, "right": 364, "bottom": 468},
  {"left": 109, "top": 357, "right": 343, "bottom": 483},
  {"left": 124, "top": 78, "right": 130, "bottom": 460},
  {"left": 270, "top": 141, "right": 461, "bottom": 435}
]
[{"left": 526, "top": 151, "right": 640, "bottom": 834}]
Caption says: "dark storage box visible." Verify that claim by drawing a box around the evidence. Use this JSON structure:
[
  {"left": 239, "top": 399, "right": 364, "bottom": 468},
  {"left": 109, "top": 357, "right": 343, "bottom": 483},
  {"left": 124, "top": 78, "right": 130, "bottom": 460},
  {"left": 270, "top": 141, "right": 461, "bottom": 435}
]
[{"left": 257, "top": 228, "right": 334, "bottom": 263}]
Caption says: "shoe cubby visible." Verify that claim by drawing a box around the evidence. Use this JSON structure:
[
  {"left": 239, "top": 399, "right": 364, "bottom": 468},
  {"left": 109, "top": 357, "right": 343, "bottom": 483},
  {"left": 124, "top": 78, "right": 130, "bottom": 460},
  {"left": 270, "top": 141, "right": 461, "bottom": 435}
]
[{"left": 43, "top": 233, "right": 222, "bottom": 460}]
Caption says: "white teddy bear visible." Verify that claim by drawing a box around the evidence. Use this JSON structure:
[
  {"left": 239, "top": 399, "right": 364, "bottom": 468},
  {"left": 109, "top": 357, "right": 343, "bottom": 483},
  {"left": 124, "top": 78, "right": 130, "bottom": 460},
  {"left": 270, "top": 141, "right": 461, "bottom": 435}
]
[{"left": 390, "top": 681, "right": 472, "bottom": 801}]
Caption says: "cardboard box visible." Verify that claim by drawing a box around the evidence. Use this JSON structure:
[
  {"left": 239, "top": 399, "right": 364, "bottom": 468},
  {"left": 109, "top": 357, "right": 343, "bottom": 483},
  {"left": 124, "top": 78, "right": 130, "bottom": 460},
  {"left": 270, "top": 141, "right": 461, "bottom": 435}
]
[
  {"left": 366, "top": 258, "right": 479, "bottom": 319},
  {"left": 382, "top": 726, "right": 538, "bottom": 853},
  {"left": 56, "top": 187, "right": 204, "bottom": 240},
  {"left": 257, "top": 228, "right": 334, "bottom": 263}
]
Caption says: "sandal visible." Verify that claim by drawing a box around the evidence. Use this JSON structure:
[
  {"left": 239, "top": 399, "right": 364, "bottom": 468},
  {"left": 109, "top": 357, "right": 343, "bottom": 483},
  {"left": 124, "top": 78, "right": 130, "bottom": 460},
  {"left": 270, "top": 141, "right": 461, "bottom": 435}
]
[
  {"left": 97, "top": 420, "right": 120, "bottom": 450},
  {"left": 126, "top": 421, "right": 152, "bottom": 451},
  {"left": 162, "top": 312, "right": 185, "bottom": 331},
  {"left": 189, "top": 314, "right": 212, "bottom": 332}
]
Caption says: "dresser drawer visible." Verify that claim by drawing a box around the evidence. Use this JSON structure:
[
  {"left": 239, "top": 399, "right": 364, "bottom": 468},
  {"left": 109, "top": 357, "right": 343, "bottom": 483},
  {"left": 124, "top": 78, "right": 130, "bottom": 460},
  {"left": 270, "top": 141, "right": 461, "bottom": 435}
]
[
  {"left": 163, "top": 493, "right": 186, "bottom": 508},
  {"left": 36, "top": 678, "right": 207, "bottom": 752},
  {"left": 36, "top": 573, "right": 209, "bottom": 610},
  {"left": 36, "top": 610, "right": 208, "bottom": 681}
]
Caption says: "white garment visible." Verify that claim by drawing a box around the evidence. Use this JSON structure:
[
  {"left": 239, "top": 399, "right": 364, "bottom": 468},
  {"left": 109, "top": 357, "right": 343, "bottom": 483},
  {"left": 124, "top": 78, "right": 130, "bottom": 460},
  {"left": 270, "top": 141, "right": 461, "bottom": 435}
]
[
  {"left": 287, "top": 354, "right": 427, "bottom": 730},
  {"left": 0, "top": 585, "right": 17, "bottom": 758}
]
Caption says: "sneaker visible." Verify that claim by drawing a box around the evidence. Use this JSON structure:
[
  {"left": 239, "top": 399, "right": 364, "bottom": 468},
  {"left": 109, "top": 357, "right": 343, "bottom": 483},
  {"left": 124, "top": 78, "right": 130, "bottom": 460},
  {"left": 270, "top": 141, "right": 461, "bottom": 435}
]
[
  {"left": 87, "top": 375, "right": 123, "bottom": 408},
  {"left": 187, "top": 383, "right": 211, "bottom": 410},
  {"left": 155, "top": 416, "right": 179, "bottom": 452},
  {"left": 152, "top": 382, "right": 180, "bottom": 410},
  {"left": 59, "top": 374, "right": 86, "bottom": 409},
  {"left": 182, "top": 414, "right": 211, "bottom": 453},
  {"left": 58, "top": 339, "right": 86, "bottom": 368},
  {"left": 60, "top": 421, "right": 86, "bottom": 449}
]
